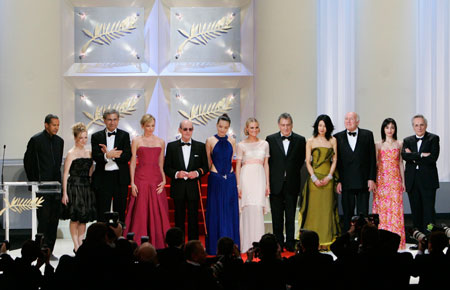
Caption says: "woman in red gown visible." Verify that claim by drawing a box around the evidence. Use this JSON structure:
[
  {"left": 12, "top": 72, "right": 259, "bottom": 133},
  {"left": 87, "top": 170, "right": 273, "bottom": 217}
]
[{"left": 124, "top": 114, "right": 170, "bottom": 248}]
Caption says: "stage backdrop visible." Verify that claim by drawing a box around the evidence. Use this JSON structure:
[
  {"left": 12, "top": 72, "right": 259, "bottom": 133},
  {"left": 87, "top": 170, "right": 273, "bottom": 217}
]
[
  {"left": 169, "top": 88, "right": 241, "bottom": 143},
  {"left": 74, "top": 89, "right": 146, "bottom": 138}
]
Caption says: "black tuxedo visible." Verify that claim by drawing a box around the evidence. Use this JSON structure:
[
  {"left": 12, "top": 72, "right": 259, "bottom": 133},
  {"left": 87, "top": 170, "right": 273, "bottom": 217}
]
[
  {"left": 334, "top": 128, "right": 376, "bottom": 231},
  {"left": 164, "top": 139, "right": 208, "bottom": 240},
  {"left": 402, "top": 132, "right": 440, "bottom": 231},
  {"left": 91, "top": 128, "right": 131, "bottom": 222},
  {"left": 23, "top": 130, "right": 64, "bottom": 251},
  {"left": 266, "top": 132, "right": 306, "bottom": 248}
]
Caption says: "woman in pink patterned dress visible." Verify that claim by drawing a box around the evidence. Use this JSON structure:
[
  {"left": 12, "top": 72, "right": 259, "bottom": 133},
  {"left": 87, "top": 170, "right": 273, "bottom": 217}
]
[{"left": 372, "top": 118, "right": 406, "bottom": 250}]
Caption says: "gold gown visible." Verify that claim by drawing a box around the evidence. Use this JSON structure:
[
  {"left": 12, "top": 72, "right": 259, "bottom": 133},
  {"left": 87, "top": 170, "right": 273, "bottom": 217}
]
[{"left": 298, "top": 147, "right": 340, "bottom": 247}]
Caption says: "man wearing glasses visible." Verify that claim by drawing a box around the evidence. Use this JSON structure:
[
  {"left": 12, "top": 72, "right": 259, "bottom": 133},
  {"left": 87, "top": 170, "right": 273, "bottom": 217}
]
[{"left": 164, "top": 120, "right": 209, "bottom": 240}]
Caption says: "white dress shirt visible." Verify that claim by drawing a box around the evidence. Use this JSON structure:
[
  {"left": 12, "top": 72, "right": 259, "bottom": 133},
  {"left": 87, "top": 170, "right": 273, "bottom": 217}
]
[
  {"left": 347, "top": 128, "right": 359, "bottom": 151},
  {"left": 281, "top": 133, "right": 291, "bottom": 155},
  {"left": 176, "top": 139, "right": 192, "bottom": 180},
  {"left": 105, "top": 129, "right": 119, "bottom": 171},
  {"left": 416, "top": 135, "right": 423, "bottom": 152}
]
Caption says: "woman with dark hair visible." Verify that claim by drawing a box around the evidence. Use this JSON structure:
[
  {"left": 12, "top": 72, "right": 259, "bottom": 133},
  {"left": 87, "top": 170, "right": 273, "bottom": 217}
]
[
  {"left": 205, "top": 114, "right": 240, "bottom": 255},
  {"left": 298, "top": 114, "right": 340, "bottom": 250},
  {"left": 373, "top": 118, "right": 406, "bottom": 249}
]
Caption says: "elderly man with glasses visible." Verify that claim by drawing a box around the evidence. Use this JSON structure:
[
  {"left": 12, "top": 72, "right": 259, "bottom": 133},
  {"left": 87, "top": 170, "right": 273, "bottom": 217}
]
[{"left": 164, "top": 120, "right": 209, "bottom": 241}]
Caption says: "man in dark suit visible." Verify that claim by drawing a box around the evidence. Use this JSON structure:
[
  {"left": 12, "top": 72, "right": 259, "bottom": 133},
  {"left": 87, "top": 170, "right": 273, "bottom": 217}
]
[
  {"left": 402, "top": 114, "right": 439, "bottom": 233},
  {"left": 334, "top": 112, "right": 376, "bottom": 232},
  {"left": 24, "top": 114, "right": 64, "bottom": 256},
  {"left": 164, "top": 120, "right": 208, "bottom": 241},
  {"left": 266, "top": 113, "right": 306, "bottom": 252},
  {"left": 91, "top": 109, "right": 131, "bottom": 223}
]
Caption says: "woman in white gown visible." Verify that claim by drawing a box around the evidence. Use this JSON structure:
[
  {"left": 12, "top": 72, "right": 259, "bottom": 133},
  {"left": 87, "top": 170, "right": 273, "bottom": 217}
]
[{"left": 235, "top": 118, "right": 271, "bottom": 252}]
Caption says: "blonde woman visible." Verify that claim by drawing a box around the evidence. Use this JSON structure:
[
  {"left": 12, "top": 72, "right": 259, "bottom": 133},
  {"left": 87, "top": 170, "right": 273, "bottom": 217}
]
[
  {"left": 124, "top": 114, "right": 169, "bottom": 248},
  {"left": 235, "top": 118, "right": 270, "bottom": 252},
  {"left": 61, "top": 122, "right": 96, "bottom": 252}
]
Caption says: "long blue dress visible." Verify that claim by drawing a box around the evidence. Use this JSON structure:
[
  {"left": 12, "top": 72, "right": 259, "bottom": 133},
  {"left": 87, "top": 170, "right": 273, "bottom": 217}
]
[{"left": 206, "top": 134, "right": 240, "bottom": 255}]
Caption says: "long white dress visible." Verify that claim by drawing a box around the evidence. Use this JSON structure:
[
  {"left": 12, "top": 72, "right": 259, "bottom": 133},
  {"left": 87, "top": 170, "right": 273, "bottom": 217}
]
[{"left": 237, "top": 140, "right": 271, "bottom": 252}]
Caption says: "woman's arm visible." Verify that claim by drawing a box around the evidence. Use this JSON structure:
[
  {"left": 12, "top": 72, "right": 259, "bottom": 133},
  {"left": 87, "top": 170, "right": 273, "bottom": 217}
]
[
  {"left": 206, "top": 137, "right": 213, "bottom": 170},
  {"left": 157, "top": 139, "right": 166, "bottom": 194},
  {"left": 235, "top": 143, "right": 243, "bottom": 198},
  {"left": 62, "top": 151, "right": 74, "bottom": 205},
  {"left": 264, "top": 156, "right": 270, "bottom": 196},
  {"left": 329, "top": 137, "right": 338, "bottom": 176},
  {"left": 129, "top": 137, "right": 139, "bottom": 197}
]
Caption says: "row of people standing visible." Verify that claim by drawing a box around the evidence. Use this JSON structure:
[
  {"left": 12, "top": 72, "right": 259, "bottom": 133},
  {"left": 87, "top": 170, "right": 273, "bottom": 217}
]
[{"left": 23, "top": 109, "right": 439, "bottom": 255}]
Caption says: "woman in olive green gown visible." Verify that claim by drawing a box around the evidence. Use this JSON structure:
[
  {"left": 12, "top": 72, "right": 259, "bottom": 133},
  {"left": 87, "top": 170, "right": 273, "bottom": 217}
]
[{"left": 298, "top": 115, "right": 340, "bottom": 250}]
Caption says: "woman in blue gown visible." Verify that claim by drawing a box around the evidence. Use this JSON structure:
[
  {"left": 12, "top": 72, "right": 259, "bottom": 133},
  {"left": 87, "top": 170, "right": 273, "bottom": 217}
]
[{"left": 205, "top": 114, "right": 240, "bottom": 255}]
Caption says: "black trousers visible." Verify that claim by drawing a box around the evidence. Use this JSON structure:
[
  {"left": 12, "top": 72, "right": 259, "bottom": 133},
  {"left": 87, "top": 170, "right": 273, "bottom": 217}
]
[
  {"left": 173, "top": 190, "right": 199, "bottom": 241},
  {"left": 341, "top": 188, "right": 370, "bottom": 232},
  {"left": 270, "top": 181, "right": 298, "bottom": 248},
  {"left": 96, "top": 171, "right": 128, "bottom": 223},
  {"left": 36, "top": 192, "right": 61, "bottom": 251},
  {"left": 408, "top": 179, "right": 437, "bottom": 232}
]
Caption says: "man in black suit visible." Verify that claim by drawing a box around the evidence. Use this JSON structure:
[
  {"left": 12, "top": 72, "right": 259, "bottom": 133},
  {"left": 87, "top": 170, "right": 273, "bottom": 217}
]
[
  {"left": 266, "top": 113, "right": 306, "bottom": 252},
  {"left": 334, "top": 112, "right": 376, "bottom": 232},
  {"left": 24, "top": 114, "right": 64, "bottom": 255},
  {"left": 402, "top": 114, "right": 439, "bottom": 233},
  {"left": 91, "top": 109, "right": 131, "bottom": 223},
  {"left": 164, "top": 120, "right": 208, "bottom": 241}
]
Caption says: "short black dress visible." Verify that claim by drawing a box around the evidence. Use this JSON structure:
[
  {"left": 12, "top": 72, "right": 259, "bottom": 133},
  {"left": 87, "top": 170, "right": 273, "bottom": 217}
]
[{"left": 61, "top": 158, "right": 96, "bottom": 223}]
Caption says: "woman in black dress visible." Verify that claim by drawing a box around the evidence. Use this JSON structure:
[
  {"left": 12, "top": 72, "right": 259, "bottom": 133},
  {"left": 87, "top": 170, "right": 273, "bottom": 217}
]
[{"left": 61, "top": 123, "right": 96, "bottom": 252}]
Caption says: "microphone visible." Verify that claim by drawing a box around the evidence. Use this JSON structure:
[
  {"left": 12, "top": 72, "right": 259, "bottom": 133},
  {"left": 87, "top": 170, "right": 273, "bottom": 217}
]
[{"left": 1, "top": 145, "right": 5, "bottom": 190}]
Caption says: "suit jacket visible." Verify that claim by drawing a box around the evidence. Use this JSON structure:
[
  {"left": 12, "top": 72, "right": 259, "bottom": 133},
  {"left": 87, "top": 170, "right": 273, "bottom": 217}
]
[
  {"left": 23, "top": 130, "right": 64, "bottom": 182},
  {"left": 334, "top": 128, "right": 376, "bottom": 190},
  {"left": 164, "top": 139, "right": 208, "bottom": 200},
  {"left": 91, "top": 128, "right": 131, "bottom": 188},
  {"left": 266, "top": 132, "right": 306, "bottom": 196},
  {"left": 401, "top": 132, "right": 439, "bottom": 192}
]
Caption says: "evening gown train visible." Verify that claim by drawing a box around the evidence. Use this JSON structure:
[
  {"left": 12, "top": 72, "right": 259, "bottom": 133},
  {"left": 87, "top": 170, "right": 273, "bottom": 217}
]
[
  {"left": 372, "top": 148, "right": 406, "bottom": 250},
  {"left": 237, "top": 140, "right": 270, "bottom": 253},
  {"left": 124, "top": 147, "right": 170, "bottom": 248},
  {"left": 298, "top": 147, "right": 340, "bottom": 247},
  {"left": 61, "top": 158, "right": 97, "bottom": 223},
  {"left": 206, "top": 135, "right": 240, "bottom": 255}
]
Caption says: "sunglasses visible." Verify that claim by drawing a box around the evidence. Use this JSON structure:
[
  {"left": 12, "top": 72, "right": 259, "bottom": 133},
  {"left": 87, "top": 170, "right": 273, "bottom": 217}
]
[{"left": 181, "top": 127, "right": 194, "bottom": 132}]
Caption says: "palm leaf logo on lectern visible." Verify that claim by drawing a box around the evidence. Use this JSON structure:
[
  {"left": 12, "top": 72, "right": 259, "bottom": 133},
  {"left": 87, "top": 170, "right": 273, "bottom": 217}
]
[
  {"left": 80, "top": 15, "right": 138, "bottom": 54},
  {"left": 0, "top": 197, "right": 44, "bottom": 216},
  {"left": 176, "top": 14, "right": 234, "bottom": 56}
]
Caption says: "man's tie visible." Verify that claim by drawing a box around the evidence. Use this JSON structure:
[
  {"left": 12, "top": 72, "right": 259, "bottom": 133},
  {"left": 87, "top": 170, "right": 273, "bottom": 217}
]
[
  {"left": 281, "top": 136, "right": 292, "bottom": 141},
  {"left": 415, "top": 136, "right": 423, "bottom": 142},
  {"left": 107, "top": 131, "right": 116, "bottom": 137},
  {"left": 348, "top": 131, "right": 357, "bottom": 137},
  {"left": 181, "top": 142, "right": 191, "bottom": 146}
]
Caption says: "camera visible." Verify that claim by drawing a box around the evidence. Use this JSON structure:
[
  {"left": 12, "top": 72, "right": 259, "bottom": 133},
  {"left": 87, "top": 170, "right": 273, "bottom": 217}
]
[
  {"left": 141, "top": 236, "right": 149, "bottom": 244},
  {"left": 249, "top": 241, "right": 260, "bottom": 258},
  {"left": 104, "top": 211, "right": 119, "bottom": 228},
  {"left": 410, "top": 223, "right": 450, "bottom": 248},
  {"left": 1, "top": 240, "right": 10, "bottom": 251},
  {"left": 127, "top": 232, "right": 135, "bottom": 241}
]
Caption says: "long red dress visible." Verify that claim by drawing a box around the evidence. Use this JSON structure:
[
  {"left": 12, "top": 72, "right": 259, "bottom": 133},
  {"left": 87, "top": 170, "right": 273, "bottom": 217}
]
[
  {"left": 372, "top": 148, "right": 406, "bottom": 250},
  {"left": 124, "top": 146, "right": 170, "bottom": 248}
]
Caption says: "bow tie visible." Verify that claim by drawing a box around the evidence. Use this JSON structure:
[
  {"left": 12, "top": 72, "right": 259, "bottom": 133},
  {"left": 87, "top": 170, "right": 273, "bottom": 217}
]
[
  {"left": 107, "top": 131, "right": 116, "bottom": 137},
  {"left": 415, "top": 136, "right": 423, "bottom": 142},
  {"left": 181, "top": 142, "right": 191, "bottom": 146},
  {"left": 281, "top": 136, "right": 292, "bottom": 141},
  {"left": 348, "top": 131, "right": 357, "bottom": 137}
]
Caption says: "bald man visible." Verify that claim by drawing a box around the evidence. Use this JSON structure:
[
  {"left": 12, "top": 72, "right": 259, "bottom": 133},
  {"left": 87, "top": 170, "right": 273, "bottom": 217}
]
[
  {"left": 164, "top": 121, "right": 208, "bottom": 241},
  {"left": 334, "top": 112, "right": 376, "bottom": 231}
]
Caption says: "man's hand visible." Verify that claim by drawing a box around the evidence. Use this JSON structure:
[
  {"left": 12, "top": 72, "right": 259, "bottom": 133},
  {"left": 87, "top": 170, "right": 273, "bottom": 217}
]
[
  {"left": 176, "top": 171, "right": 188, "bottom": 179},
  {"left": 336, "top": 182, "right": 342, "bottom": 194},
  {"left": 368, "top": 180, "right": 376, "bottom": 192},
  {"left": 405, "top": 148, "right": 412, "bottom": 153},
  {"left": 187, "top": 171, "right": 198, "bottom": 179},
  {"left": 422, "top": 152, "right": 431, "bottom": 157}
]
